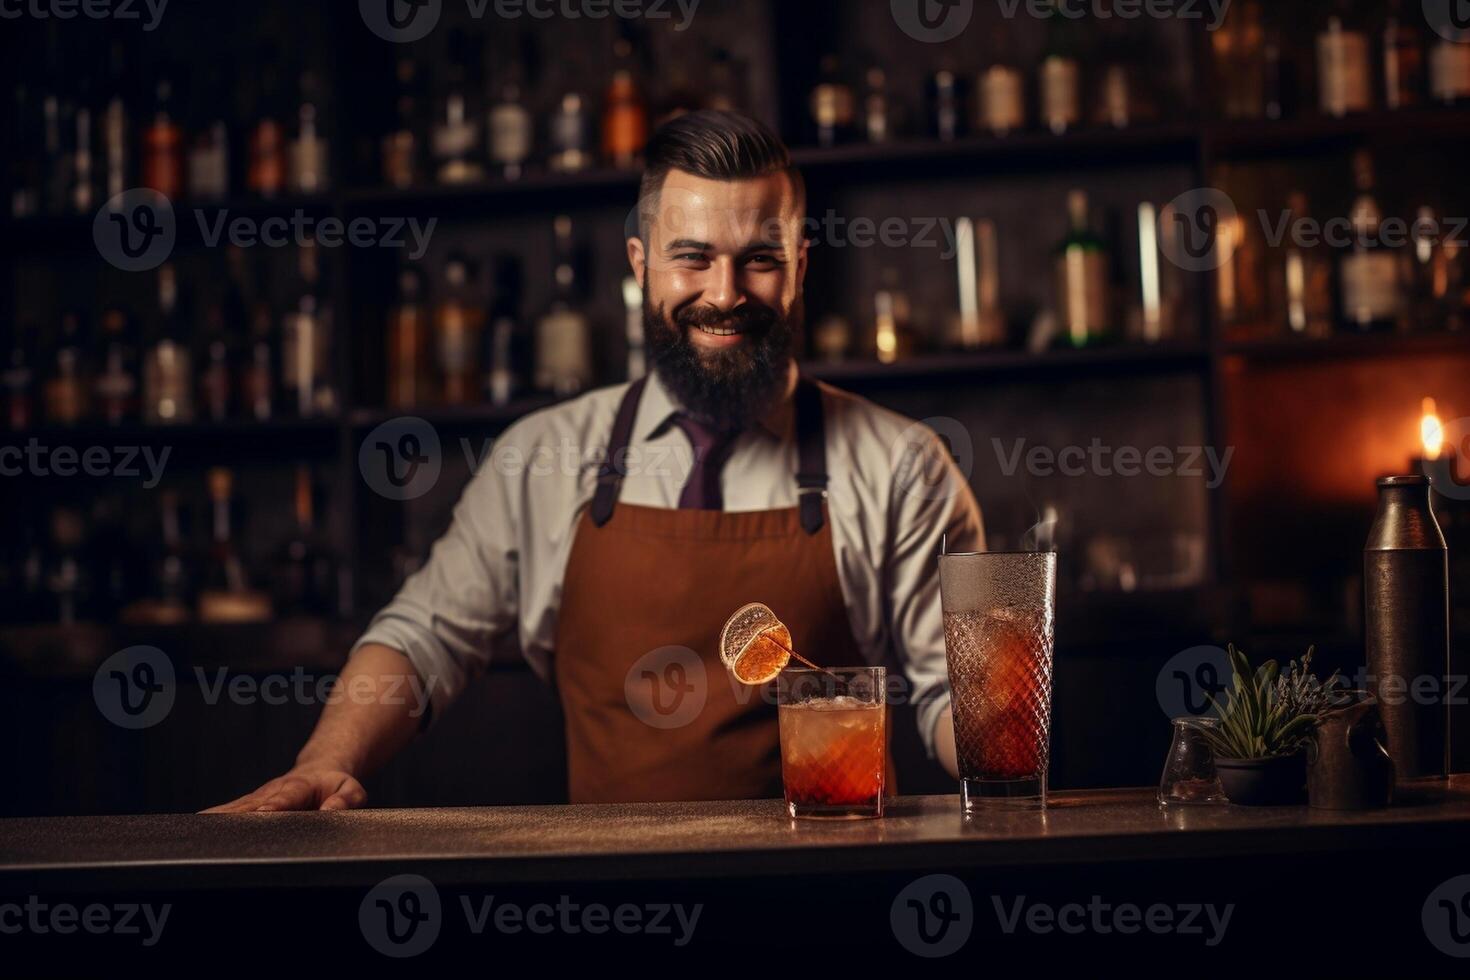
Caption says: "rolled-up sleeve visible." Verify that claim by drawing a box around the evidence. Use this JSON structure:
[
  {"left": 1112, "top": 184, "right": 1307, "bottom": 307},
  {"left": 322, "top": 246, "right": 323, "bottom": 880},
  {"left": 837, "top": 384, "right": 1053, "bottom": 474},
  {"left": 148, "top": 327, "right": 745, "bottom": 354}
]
[
  {"left": 352, "top": 458, "right": 521, "bottom": 729},
  {"left": 886, "top": 427, "right": 985, "bottom": 759}
]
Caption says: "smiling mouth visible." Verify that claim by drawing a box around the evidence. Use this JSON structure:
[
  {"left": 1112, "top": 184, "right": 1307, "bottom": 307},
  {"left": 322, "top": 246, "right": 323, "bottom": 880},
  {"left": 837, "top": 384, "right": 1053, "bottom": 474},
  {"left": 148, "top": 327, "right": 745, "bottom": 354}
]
[{"left": 692, "top": 323, "right": 746, "bottom": 337}]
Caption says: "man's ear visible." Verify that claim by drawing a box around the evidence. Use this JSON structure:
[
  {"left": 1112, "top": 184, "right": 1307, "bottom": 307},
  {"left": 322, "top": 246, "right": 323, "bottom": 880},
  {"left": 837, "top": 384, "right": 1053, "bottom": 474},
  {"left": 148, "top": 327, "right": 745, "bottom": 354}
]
[{"left": 627, "top": 236, "right": 647, "bottom": 289}]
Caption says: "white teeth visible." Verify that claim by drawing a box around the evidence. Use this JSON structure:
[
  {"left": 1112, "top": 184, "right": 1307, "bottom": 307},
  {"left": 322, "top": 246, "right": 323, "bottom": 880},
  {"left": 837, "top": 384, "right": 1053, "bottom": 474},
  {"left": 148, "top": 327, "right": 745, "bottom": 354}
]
[{"left": 696, "top": 325, "right": 743, "bottom": 336}]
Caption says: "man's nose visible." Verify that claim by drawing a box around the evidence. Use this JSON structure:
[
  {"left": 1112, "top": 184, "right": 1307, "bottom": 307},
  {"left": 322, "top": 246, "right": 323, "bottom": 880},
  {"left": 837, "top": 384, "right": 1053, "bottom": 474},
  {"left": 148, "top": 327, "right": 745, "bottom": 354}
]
[{"left": 701, "top": 257, "right": 741, "bottom": 311}]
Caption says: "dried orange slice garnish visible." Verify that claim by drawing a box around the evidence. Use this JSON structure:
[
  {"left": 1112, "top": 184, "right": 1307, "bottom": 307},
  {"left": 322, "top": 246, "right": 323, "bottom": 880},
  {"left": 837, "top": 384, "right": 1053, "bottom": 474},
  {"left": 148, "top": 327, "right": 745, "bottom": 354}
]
[{"left": 719, "top": 602, "right": 793, "bottom": 685}]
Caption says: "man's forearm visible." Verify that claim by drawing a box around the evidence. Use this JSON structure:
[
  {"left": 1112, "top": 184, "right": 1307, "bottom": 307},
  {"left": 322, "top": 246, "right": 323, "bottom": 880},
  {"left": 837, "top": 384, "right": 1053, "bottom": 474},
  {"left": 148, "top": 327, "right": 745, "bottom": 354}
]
[{"left": 295, "top": 643, "right": 429, "bottom": 778}]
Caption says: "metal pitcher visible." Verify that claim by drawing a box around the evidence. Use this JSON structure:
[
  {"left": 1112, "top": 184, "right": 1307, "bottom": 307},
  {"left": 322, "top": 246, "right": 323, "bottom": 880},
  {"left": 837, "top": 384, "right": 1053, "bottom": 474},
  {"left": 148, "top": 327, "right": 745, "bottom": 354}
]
[{"left": 1306, "top": 691, "right": 1394, "bottom": 810}]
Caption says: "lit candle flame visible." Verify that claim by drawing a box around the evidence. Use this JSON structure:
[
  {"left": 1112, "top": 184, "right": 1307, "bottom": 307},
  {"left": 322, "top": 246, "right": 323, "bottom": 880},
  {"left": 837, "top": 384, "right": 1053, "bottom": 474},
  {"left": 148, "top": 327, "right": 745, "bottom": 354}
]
[{"left": 1421, "top": 397, "right": 1444, "bottom": 460}]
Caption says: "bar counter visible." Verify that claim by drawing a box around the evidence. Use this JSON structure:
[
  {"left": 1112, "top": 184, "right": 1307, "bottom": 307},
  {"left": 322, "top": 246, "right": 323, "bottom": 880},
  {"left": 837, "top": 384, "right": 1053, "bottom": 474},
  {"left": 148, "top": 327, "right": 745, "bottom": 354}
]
[{"left": 4, "top": 782, "right": 1470, "bottom": 969}]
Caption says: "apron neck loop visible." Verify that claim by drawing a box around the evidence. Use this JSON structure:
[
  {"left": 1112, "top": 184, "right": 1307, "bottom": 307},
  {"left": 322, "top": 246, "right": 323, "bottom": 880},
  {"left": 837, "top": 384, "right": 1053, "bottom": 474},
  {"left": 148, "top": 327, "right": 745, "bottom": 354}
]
[
  {"left": 588, "top": 372, "right": 830, "bottom": 535},
  {"left": 589, "top": 375, "right": 648, "bottom": 528}
]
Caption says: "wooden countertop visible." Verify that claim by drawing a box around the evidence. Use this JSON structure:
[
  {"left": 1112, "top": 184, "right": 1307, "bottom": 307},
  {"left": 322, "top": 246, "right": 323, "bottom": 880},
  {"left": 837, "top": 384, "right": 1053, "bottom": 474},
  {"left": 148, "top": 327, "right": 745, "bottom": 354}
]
[{"left": 6, "top": 780, "right": 1470, "bottom": 890}]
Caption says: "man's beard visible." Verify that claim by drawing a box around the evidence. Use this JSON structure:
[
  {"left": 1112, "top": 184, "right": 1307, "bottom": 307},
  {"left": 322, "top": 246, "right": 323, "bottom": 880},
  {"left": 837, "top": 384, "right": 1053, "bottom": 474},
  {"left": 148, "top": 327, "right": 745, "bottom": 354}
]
[{"left": 644, "top": 286, "right": 800, "bottom": 430}]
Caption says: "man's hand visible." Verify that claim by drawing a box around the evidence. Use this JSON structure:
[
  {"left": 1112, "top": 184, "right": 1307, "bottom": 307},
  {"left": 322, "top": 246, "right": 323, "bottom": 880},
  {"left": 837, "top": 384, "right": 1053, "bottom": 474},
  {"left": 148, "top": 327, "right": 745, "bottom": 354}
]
[
  {"left": 201, "top": 766, "right": 367, "bottom": 813},
  {"left": 200, "top": 643, "right": 427, "bottom": 814}
]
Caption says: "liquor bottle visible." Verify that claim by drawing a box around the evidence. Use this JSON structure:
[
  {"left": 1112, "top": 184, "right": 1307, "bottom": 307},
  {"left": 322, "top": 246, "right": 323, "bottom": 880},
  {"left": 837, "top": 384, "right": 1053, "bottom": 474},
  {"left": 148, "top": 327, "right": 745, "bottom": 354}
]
[
  {"left": 1339, "top": 150, "right": 1406, "bottom": 332},
  {"left": 71, "top": 74, "right": 95, "bottom": 213},
  {"left": 1262, "top": 28, "right": 1296, "bottom": 121},
  {"left": 87, "top": 495, "right": 134, "bottom": 620},
  {"left": 1098, "top": 65, "right": 1131, "bottom": 129},
  {"left": 1383, "top": 0, "right": 1426, "bottom": 110},
  {"left": 2, "top": 331, "right": 34, "bottom": 430},
  {"left": 485, "top": 255, "right": 523, "bottom": 406},
  {"left": 435, "top": 254, "right": 485, "bottom": 406},
  {"left": 1054, "top": 190, "right": 1110, "bottom": 347},
  {"left": 433, "top": 33, "right": 485, "bottom": 185},
  {"left": 41, "top": 84, "right": 74, "bottom": 214},
  {"left": 281, "top": 241, "right": 334, "bottom": 417},
  {"left": 488, "top": 82, "right": 533, "bottom": 180},
  {"left": 601, "top": 39, "right": 649, "bottom": 169},
  {"left": 1214, "top": 0, "right": 1265, "bottom": 120},
  {"left": 873, "top": 267, "right": 915, "bottom": 364},
  {"left": 950, "top": 217, "right": 1005, "bottom": 349},
  {"left": 1281, "top": 193, "right": 1334, "bottom": 338},
  {"left": 45, "top": 311, "right": 90, "bottom": 425},
  {"left": 197, "top": 304, "right": 236, "bottom": 422},
  {"left": 382, "top": 57, "right": 421, "bottom": 188},
  {"left": 248, "top": 58, "right": 287, "bottom": 199},
  {"left": 1364, "top": 475, "right": 1450, "bottom": 780},
  {"left": 862, "top": 67, "right": 891, "bottom": 144},
  {"left": 93, "top": 306, "right": 139, "bottom": 425},
  {"left": 1039, "top": 17, "right": 1082, "bottom": 135},
  {"left": 143, "top": 263, "right": 194, "bottom": 423},
  {"left": 141, "top": 77, "right": 184, "bottom": 199},
  {"left": 197, "top": 467, "right": 272, "bottom": 624},
  {"left": 622, "top": 275, "right": 645, "bottom": 381},
  {"left": 275, "top": 465, "right": 335, "bottom": 617},
  {"left": 1317, "top": 7, "right": 1371, "bottom": 117},
  {"left": 289, "top": 70, "right": 330, "bottom": 194},
  {"left": 101, "top": 41, "right": 130, "bottom": 200},
  {"left": 809, "top": 55, "right": 855, "bottom": 148},
  {"left": 187, "top": 66, "right": 230, "bottom": 201},
  {"left": 548, "top": 93, "right": 593, "bottom": 173},
  {"left": 535, "top": 216, "right": 594, "bottom": 396},
  {"left": 45, "top": 506, "right": 89, "bottom": 625},
  {"left": 1429, "top": 22, "right": 1470, "bottom": 105},
  {"left": 705, "top": 47, "right": 746, "bottom": 113},
  {"left": 978, "top": 62, "right": 1025, "bottom": 136},
  {"left": 387, "top": 265, "right": 432, "bottom": 409},
  {"left": 928, "top": 70, "right": 963, "bottom": 142},
  {"left": 11, "top": 85, "right": 41, "bottom": 218},
  {"left": 242, "top": 298, "right": 276, "bottom": 422},
  {"left": 1409, "top": 206, "right": 1447, "bottom": 331},
  {"left": 120, "top": 489, "right": 192, "bottom": 625}
]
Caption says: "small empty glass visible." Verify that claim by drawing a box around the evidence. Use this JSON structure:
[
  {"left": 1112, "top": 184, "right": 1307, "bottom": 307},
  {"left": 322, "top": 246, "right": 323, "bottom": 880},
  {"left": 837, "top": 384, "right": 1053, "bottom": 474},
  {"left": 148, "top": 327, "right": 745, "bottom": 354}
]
[{"left": 1158, "top": 717, "right": 1227, "bottom": 806}]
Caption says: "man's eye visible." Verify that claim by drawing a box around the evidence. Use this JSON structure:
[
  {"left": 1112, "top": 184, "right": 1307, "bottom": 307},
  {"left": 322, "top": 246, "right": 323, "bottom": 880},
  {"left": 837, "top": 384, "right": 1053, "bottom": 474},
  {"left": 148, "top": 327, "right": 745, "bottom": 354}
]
[
  {"left": 745, "top": 254, "right": 783, "bottom": 267},
  {"left": 674, "top": 253, "right": 707, "bottom": 262}
]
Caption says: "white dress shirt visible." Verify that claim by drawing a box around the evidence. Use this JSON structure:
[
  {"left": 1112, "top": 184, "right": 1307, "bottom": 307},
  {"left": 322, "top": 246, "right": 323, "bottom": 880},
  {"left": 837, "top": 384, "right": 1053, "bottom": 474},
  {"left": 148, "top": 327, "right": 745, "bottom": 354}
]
[{"left": 354, "top": 361, "right": 986, "bottom": 759}]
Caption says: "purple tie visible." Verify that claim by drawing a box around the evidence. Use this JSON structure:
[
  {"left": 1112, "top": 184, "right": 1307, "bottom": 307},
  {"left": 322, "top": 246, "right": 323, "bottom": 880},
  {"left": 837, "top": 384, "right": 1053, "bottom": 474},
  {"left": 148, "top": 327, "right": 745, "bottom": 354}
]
[{"left": 671, "top": 413, "right": 739, "bottom": 510}]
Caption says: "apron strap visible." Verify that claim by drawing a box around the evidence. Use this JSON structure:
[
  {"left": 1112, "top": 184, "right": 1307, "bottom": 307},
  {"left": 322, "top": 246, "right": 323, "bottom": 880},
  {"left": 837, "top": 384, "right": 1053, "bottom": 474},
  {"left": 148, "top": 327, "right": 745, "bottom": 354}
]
[
  {"left": 794, "top": 375, "right": 829, "bottom": 536},
  {"left": 589, "top": 375, "right": 648, "bottom": 528},
  {"left": 589, "top": 371, "right": 829, "bottom": 534}
]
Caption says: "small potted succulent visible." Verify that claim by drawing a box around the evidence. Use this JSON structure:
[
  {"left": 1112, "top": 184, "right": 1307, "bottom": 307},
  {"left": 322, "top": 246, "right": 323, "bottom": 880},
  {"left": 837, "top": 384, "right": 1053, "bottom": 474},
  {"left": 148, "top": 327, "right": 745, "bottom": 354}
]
[{"left": 1200, "top": 645, "right": 1339, "bottom": 806}]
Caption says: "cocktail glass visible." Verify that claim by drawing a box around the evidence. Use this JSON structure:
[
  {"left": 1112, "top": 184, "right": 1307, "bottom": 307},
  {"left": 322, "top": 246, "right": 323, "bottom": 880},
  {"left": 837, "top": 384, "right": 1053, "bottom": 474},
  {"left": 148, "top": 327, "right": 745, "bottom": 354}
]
[
  {"left": 777, "top": 667, "right": 886, "bottom": 819},
  {"left": 940, "top": 550, "right": 1056, "bottom": 811}
]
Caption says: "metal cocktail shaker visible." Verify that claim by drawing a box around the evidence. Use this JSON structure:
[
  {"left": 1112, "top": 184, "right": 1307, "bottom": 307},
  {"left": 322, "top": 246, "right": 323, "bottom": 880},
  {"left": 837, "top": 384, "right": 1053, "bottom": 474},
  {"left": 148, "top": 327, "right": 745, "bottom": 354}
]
[{"left": 1364, "top": 476, "right": 1451, "bottom": 780}]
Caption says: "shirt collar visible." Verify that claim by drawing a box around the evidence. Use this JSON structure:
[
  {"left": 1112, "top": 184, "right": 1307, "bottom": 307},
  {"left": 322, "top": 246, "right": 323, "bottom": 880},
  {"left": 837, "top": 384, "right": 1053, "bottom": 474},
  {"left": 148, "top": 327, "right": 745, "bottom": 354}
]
[{"left": 636, "top": 359, "right": 798, "bottom": 445}]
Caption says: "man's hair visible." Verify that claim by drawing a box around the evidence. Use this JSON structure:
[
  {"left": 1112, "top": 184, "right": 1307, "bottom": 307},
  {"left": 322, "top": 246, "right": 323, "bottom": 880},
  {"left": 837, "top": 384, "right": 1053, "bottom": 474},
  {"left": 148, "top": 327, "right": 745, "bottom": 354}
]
[{"left": 636, "top": 110, "right": 806, "bottom": 238}]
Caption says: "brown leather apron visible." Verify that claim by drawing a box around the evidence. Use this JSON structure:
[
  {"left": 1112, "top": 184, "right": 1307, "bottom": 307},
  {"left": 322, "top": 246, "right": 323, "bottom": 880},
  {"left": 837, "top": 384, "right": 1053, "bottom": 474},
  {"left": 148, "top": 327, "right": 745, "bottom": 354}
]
[{"left": 552, "top": 375, "right": 869, "bottom": 803}]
